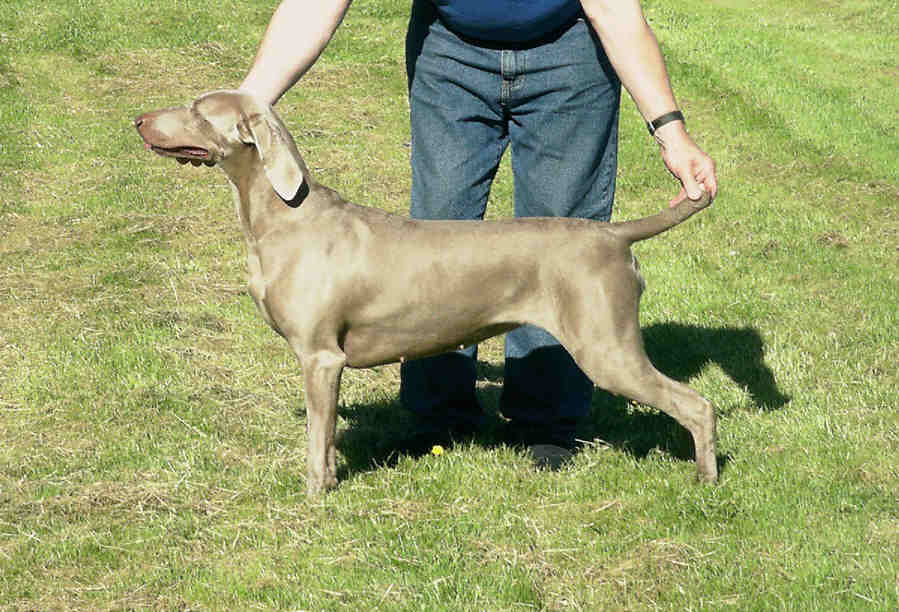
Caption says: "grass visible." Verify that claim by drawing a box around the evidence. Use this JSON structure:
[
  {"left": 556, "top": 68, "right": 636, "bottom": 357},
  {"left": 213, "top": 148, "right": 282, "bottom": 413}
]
[{"left": 1, "top": 0, "right": 897, "bottom": 609}]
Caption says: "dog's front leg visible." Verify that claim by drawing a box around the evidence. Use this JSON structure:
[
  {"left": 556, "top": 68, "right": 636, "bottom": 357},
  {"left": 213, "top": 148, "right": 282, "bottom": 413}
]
[{"left": 300, "top": 350, "right": 345, "bottom": 496}]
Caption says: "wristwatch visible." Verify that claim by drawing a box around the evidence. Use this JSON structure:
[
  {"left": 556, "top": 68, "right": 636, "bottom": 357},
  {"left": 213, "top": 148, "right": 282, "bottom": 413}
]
[{"left": 647, "top": 110, "right": 685, "bottom": 136}]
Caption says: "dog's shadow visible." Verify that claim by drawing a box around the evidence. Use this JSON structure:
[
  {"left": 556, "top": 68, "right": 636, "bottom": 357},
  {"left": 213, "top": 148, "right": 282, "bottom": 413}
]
[{"left": 335, "top": 323, "right": 790, "bottom": 480}]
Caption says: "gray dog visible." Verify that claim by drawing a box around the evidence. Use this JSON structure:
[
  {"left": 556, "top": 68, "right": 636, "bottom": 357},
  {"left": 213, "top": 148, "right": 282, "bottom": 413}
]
[{"left": 136, "top": 90, "right": 717, "bottom": 495}]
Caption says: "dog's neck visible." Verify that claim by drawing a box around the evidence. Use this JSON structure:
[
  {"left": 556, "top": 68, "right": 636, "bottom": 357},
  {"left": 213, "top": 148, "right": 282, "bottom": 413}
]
[{"left": 220, "top": 147, "right": 301, "bottom": 243}]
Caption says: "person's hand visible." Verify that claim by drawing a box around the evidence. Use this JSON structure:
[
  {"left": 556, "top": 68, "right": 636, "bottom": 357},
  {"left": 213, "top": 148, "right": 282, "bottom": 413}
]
[{"left": 655, "top": 122, "right": 718, "bottom": 206}]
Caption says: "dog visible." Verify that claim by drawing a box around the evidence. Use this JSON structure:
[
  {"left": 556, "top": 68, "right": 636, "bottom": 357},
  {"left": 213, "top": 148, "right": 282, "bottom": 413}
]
[{"left": 135, "top": 90, "right": 717, "bottom": 495}]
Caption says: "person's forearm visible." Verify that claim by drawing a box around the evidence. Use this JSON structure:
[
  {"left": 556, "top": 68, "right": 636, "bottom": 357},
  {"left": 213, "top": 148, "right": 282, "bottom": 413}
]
[
  {"left": 581, "top": 0, "right": 717, "bottom": 203},
  {"left": 580, "top": 0, "right": 680, "bottom": 124},
  {"left": 241, "top": 0, "right": 352, "bottom": 105}
]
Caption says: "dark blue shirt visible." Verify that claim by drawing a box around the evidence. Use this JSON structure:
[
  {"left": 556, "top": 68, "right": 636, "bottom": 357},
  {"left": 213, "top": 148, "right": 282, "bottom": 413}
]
[{"left": 432, "top": 0, "right": 583, "bottom": 42}]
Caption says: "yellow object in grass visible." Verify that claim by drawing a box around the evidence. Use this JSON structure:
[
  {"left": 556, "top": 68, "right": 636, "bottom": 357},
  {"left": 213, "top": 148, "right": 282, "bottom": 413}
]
[{"left": 431, "top": 445, "right": 445, "bottom": 456}]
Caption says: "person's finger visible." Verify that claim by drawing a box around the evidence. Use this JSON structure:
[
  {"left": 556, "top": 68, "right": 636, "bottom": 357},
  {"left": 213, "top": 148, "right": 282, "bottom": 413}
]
[
  {"left": 679, "top": 164, "right": 704, "bottom": 201},
  {"left": 695, "top": 159, "right": 718, "bottom": 199},
  {"left": 701, "top": 166, "right": 719, "bottom": 200}
]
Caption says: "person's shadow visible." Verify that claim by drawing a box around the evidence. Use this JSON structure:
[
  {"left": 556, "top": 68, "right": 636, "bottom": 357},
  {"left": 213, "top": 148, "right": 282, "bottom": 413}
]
[{"left": 335, "top": 323, "right": 790, "bottom": 481}]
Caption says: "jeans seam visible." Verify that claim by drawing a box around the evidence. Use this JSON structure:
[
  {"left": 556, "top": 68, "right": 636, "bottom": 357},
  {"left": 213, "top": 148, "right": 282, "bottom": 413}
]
[{"left": 500, "top": 50, "right": 526, "bottom": 107}]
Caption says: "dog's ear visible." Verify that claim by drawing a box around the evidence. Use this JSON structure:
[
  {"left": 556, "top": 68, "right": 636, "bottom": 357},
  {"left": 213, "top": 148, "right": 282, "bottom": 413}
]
[{"left": 240, "top": 106, "right": 305, "bottom": 201}]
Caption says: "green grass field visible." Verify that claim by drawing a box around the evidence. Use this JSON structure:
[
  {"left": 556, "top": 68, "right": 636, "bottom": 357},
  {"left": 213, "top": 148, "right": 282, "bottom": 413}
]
[{"left": 1, "top": 0, "right": 896, "bottom": 609}]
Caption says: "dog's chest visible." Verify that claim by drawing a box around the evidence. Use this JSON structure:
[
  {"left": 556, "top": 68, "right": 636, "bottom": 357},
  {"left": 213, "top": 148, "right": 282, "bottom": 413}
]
[{"left": 246, "top": 251, "right": 277, "bottom": 329}]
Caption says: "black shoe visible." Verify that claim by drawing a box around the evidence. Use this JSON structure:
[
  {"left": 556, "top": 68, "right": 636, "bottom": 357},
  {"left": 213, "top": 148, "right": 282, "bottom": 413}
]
[
  {"left": 393, "top": 416, "right": 481, "bottom": 458},
  {"left": 503, "top": 419, "right": 578, "bottom": 449},
  {"left": 503, "top": 419, "right": 580, "bottom": 471},
  {"left": 392, "top": 429, "right": 451, "bottom": 458},
  {"left": 528, "top": 444, "right": 574, "bottom": 471}
]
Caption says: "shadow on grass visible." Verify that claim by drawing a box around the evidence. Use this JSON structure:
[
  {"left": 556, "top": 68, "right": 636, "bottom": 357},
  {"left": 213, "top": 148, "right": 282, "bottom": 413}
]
[{"left": 336, "top": 323, "right": 789, "bottom": 481}]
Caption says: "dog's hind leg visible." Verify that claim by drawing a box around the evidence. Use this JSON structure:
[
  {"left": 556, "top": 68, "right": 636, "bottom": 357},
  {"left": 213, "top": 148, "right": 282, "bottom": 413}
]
[
  {"left": 579, "top": 342, "right": 717, "bottom": 481},
  {"left": 557, "top": 294, "right": 718, "bottom": 482}
]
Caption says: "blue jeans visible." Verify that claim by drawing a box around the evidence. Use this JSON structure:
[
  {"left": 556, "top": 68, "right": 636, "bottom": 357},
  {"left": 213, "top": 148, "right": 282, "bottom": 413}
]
[{"left": 400, "top": 0, "right": 621, "bottom": 435}]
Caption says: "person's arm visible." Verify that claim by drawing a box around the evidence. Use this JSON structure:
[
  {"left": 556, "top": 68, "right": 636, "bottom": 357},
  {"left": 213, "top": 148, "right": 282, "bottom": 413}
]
[
  {"left": 580, "top": 0, "right": 717, "bottom": 204},
  {"left": 241, "top": 0, "right": 353, "bottom": 106}
]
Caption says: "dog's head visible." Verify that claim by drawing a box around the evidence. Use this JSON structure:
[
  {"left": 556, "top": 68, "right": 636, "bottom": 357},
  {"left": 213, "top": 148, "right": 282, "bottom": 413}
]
[{"left": 135, "top": 90, "right": 305, "bottom": 201}]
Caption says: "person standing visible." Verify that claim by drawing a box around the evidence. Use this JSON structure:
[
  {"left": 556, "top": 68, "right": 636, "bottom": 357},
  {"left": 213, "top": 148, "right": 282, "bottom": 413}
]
[{"left": 240, "top": 0, "right": 718, "bottom": 457}]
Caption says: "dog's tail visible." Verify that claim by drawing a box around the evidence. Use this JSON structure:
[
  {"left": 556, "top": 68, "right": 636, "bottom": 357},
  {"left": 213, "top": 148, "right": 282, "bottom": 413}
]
[{"left": 608, "top": 191, "right": 712, "bottom": 244}]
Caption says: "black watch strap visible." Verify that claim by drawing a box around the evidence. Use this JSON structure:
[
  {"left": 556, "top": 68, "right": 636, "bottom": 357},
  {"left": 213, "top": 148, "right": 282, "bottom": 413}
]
[{"left": 647, "top": 110, "right": 685, "bottom": 135}]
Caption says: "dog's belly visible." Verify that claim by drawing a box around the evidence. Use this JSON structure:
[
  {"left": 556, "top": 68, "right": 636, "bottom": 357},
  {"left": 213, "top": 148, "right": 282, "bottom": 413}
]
[
  {"left": 336, "top": 254, "right": 540, "bottom": 367},
  {"left": 341, "top": 321, "right": 519, "bottom": 368}
]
